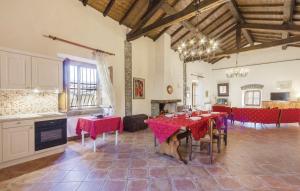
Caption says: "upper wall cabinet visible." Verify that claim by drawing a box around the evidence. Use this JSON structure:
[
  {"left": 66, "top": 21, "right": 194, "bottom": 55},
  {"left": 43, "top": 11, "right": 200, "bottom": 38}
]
[
  {"left": 0, "top": 51, "right": 31, "bottom": 89},
  {"left": 0, "top": 49, "right": 63, "bottom": 91},
  {"left": 32, "top": 57, "right": 63, "bottom": 91}
]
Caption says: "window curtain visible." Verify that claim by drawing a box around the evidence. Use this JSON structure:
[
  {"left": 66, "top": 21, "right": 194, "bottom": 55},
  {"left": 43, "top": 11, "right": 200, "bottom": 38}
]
[{"left": 94, "top": 52, "right": 116, "bottom": 114}]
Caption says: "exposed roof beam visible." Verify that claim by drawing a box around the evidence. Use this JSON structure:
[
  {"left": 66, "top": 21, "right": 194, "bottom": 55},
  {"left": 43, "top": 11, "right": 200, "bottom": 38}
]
[
  {"left": 103, "top": 0, "right": 116, "bottom": 17},
  {"left": 282, "top": 0, "right": 295, "bottom": 49},
  {"left": 128, "top": 0, "right": 164, "bottom": 36},
  {"left": 227, "top": 0, "right": 254, "bottom": 45},
  {"left": 80, "top": 0, "right": 89, "bottom": 6},
  {"left": 171, "top": 4, "right": 224, "bottom": 48},
  {"left": 153, "top": 0, "right": 181, "bottom": 41},
  {"left": 185, "top": 35, "right": 300, "bottom": 62},
  {"left": 241, "top": 23, "right": 300, "bottom": 33},
  {"left": 127, "top": 0, "right": 228, "bottom": 41},
  {"left": 119, "top": 0, "right": 138, "bottom": 25}
]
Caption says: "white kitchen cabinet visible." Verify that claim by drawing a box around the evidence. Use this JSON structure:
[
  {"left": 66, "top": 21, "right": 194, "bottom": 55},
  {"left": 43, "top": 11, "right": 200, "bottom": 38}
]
[
  {"left": 2, "top": 121, "right": 34, "bottom": 161},
  {"left": 0, "top": 51, "right": 31, "bottom": 89},
  {"left": 32, "top": 57, "right": 63, "bottom": 91},
  {"left": 0, "top": 124, "right": 2, "bottom": 162}
]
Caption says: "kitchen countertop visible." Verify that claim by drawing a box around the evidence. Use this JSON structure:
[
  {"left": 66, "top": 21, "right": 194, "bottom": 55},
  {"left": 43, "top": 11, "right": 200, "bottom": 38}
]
[{"left": 0, "top": 112, "right": 67, "bottom": 123}]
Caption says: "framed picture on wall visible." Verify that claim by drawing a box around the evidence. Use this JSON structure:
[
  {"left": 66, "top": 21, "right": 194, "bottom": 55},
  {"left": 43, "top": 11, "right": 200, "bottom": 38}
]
[
  {"left": 133, "top": 78, "right": 145, "bottom": 99},
  {"left": 218, "top": 83, "right": 229, "bottom": 97}
]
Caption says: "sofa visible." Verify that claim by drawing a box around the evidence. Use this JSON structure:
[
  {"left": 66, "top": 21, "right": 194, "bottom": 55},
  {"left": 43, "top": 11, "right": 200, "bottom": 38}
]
[
  {"left": 280, "top": 109, "right": 300, "bottom": 124},
  {"left": 123, "top": 114, "right": 148, "bottom": 132}
]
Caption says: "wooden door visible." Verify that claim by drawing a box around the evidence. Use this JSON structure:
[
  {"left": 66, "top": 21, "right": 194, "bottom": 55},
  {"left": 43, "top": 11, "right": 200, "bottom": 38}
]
[{"left": 0, "top": 51, "right": 31, "bottom": 89}]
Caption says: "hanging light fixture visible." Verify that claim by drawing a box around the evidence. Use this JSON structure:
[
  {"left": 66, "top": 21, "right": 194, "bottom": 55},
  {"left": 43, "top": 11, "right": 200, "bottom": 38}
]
[
  {"left": 176, "top": 0, "right": 219, "bottom": 62},
  {"left": 225, "top": 53, "right": 249, "bottom": 78}
]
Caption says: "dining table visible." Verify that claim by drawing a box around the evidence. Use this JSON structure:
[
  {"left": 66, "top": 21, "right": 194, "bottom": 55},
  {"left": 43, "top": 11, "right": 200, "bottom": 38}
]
[
  {"left": 145, "top": 111, "right": 228, "bottom": 164},
  {"left": 76, "top": 116, "right": 123, "bottom": 152}
]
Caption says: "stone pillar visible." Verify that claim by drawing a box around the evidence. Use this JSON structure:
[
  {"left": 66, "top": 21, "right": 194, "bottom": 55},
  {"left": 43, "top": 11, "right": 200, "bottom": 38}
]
[
  {"left": 124, "top": 41, "right": 132, "bottom": 116},
  {"left": 183, "top": 62, "right": 187, "bottom": 105}
]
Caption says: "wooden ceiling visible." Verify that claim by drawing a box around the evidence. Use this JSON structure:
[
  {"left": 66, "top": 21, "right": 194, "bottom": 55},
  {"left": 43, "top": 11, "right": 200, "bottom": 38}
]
[{"left": 81, "top": 0, "right": 300, "bottom": 63}]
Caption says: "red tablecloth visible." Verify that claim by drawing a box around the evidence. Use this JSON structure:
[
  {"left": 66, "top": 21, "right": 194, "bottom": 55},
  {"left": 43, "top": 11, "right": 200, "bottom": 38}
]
[
  {"left": 146, "top": 112, "right": 227, "bottom": 143},
  {"left": 76, "top": 116, "right": 123, "bottom": 140}
]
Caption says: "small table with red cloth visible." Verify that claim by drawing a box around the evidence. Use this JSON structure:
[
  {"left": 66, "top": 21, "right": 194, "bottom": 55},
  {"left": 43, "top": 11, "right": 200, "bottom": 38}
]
[
  {"left": 76, "top": 116, "right": 123, "bottom": 152},
  {"left": 146, "top": 112, "right": 227, "bottom": 163}
]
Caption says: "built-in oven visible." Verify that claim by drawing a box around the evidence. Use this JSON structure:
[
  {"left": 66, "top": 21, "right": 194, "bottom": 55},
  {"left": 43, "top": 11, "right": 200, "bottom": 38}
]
[{"left": 35, "top": 118, "right": 67, "bottom": 151}]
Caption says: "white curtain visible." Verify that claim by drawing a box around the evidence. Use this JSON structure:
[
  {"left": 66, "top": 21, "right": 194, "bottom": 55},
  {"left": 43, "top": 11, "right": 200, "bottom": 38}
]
[{"left": 94, "top": 52, "right": 116, "bottom": 115}]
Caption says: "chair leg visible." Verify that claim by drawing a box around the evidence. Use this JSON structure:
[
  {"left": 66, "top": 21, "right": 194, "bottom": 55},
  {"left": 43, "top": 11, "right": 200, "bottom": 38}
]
[
  {"left": 217, "top": 136, "right": 221, "bottom": 153},
  {"left": 189, "top": 135, "right": 192, "bottom": 161}
]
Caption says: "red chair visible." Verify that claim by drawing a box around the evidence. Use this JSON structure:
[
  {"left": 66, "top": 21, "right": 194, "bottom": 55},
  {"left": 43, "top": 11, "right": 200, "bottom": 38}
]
[{"left": 280, "top": 109, "right": 300, "bottom": 126}]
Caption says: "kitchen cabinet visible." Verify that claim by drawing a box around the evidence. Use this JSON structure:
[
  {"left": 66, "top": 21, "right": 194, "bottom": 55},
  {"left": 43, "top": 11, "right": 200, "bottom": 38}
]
[
  {"left": 0, "top": 51, "right": 31, "bottom": 89},
  {"left": 2, "top": 121, "right": 34, "bottom": 161},
  {"left": 32, "top": 57, "right": 63, "bottom": 91},
  {"left": 0, "top": 124, "right": 2, "bottom": 162}
]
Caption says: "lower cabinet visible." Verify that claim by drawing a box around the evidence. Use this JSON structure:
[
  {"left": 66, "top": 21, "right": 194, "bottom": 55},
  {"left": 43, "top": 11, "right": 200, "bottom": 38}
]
[
  {"left": 0, "top": 126, "right": 2, "bottom": 162},
  {"left": 2, "top": 125, "right": 34, "bottom": 161}
]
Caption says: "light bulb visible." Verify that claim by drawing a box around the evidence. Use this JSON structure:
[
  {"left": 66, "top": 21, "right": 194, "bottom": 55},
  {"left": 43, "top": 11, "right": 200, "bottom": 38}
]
[
  {"left": 189, "top": 39, "right": 195, "bottom": 45},
  {"left": 209, "top": 39, "right": 214, "bottom": 45},
  {"left": 200, "top": 37, "right": 206, "bottom": 44},
  {"left": 191, "top": 51, "right": 195, "bottom": 56},
  {"left": 206, "top": 48, "right": 211, "bottom": 53},
  {"left": 181, "top": 42, "right": 186, "bottom": 48}
]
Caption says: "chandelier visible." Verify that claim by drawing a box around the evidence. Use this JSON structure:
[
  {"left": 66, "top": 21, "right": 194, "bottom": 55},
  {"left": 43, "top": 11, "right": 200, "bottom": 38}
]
[
  {"left": 225, "top": 53, "right": 249, "bottom": 78},
  {"left": 176, "top": 0, "right": 219, "bottom": 62}
]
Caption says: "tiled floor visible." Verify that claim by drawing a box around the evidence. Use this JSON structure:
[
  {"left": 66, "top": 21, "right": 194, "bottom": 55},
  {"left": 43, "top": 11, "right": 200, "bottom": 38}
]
[{"left": 1, "top": 124, "right": 300, "bottom": 191}]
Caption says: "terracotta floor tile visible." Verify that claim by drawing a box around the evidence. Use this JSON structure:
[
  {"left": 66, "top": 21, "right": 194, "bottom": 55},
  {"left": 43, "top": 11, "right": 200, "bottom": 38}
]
[
  {"left": 102, "top": 180, "right": 126, "bottom": 191},
  {"left": 76, "top": 181, "right": 104, "bottom": 191},
  {"left": 150, "top": 179, "right": 173, "bottom": 191},
  {"left": 128, "top": 168, "right": 148, "bottom": 179},
  {"left": 150, "top": 167, "right": 169, "bottom": 178},
  {"left": 195, "top": 176, "right": 221, "bottom": 191},
  {"left": 215, "top": 176, "right": 242, "bottom": 190},
  {"left": 127, "top": 179, "right": 149, "bottom": 191},
  {"left": 108, "top": 168, "right": 127, "bottom": 179},
  {"left": 131, "top": 159, "right": 148, "bottom": 168},
  {"left": 51, "top": 182, "right": 81, "bottom": 191},
  {"left": 173, "top": 178, "right": 197, "bottom": 191},
  {"left": 62, "top": 170, "right": 88, "bottom": 182},
  {"left": 260, "top": 175, "right": 290, "bottom": 188},
  {"left": 85, "top": 169, "right": 108, "bottom": 181},
  {"left": 1, "top": 125, "right": 300, "bottom": 191}
]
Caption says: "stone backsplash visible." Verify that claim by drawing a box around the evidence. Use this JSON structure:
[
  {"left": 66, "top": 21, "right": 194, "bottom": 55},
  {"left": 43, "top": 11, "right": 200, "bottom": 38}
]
[{"left": 0, "top": 90, "right": 58, "bottom": 116}]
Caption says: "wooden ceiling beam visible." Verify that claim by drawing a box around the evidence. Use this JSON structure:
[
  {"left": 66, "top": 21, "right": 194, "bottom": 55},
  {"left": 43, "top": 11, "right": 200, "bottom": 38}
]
[
  {"left": 185, "top": 35, "right": 300, "bottom": 62},
  {"left": 127, "top": 0, "right": 228, "bottom": 41},
  {"left": 215, "top": 24, "right": 236, "bottom": 39},
  {"left": 227, "top": 0, "right": 254, "bottom": 45},
  {"left": 127, "top": 0, "right": 164, "bottom": 38},
  {"left": 119, "top": 0, "right": 138, "bottom": 25},
  {"left": 282, "top": 0, "right": 296, "bottom": 49},
  {"left": 171, "top": 4, "right": 225, "bottom": 48},
  {"left": 153, "top": 0, "right": 181, "bottom": 41},
  {"left": 238, "top": 3, "right": 282, "bottom": 8},
  {"left": 103, "top": 0, "right": 116, "bottom": 17},
  {"left": 241, "top": 23, "right": 300, "bottom": 33},
  {"left": 80, "top": 0, "right": 89, "bottom": 6}
]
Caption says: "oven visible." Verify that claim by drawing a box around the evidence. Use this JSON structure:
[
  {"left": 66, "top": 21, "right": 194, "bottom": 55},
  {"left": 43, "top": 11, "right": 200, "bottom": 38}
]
[{"left": 35, "top": 118, "right": 67, "bottom": 151}]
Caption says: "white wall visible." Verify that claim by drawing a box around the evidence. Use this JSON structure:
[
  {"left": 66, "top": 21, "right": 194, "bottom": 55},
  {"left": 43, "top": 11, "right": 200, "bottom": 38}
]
[
  {"left": 212, "top": 46, "right": 300, "bottom": 107},
  {"left": 0, "top": 0, "right": 183, "bottom": 116},
  {"left": 186, "top": 61, "right": 213, "bottom": 108}
]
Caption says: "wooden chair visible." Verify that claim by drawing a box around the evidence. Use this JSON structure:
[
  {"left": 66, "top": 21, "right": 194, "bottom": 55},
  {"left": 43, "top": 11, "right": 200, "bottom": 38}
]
[{"left": 188, "top": 119, "right": 218, "bottom": 164}]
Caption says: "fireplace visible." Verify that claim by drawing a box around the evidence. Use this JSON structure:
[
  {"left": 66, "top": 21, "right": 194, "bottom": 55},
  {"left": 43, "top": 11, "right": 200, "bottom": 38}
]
[
  {"left": 35, "top": 119, "right": 67, "bottom": 151},
  {"left": 151, "top": 99, "right": 181, "bottom": 116}
]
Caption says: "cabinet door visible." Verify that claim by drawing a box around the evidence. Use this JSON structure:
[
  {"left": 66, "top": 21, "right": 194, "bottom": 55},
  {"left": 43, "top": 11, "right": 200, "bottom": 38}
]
[
  {"left": 3, "top": 126, "right": 34, "bottom": 161},
  {"left": 0, "top": 51, "right": 31, "bottom": 89},
  {"left": 0, "top": 126, "right": 2, "bottom": 162},
  {"left": 32, "top": 57, "right": 62, "bottom": 91}
]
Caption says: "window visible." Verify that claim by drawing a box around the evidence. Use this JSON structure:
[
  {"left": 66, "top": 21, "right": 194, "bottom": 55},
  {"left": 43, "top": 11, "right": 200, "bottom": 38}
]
[
  {"left": 64, "top": 60, "right": 100, "bottom": 110},
  {"left": 244, "top": 90, "right": 261, "bottom": 106}
]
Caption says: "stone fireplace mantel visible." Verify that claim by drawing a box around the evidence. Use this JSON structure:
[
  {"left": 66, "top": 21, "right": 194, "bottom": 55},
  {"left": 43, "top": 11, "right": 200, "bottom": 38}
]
[
  {"left": 151, "top": 99, "right": 181, "bottom": 104},
  {"left": 151, "top": 99, "right": 181, "bottom": 116}
]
